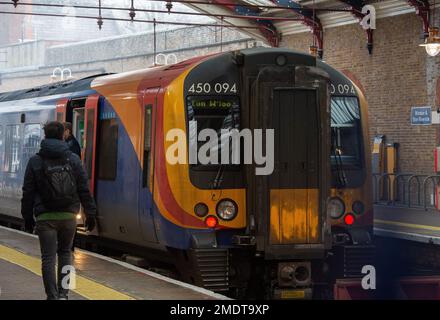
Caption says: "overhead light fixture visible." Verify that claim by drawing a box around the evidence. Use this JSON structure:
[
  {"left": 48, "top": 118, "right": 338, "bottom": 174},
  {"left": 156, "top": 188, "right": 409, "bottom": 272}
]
[
  {"left": 308, "top": 0, "right": 319, "bottom": 58},
  {"left": 420, "top": 0, "right": 440, "bottom": 57},
  {"left": 420, "top": 27, "right": 440, "bottom": 57},
  {"left": 309, "top": 45, "right": 318, "bottom": 57}
]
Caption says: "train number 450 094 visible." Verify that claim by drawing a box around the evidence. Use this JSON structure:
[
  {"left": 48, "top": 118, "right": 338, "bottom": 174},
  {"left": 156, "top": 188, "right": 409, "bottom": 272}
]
[{"left": 188, "top": 82, "right": 238, "bottom": 94}]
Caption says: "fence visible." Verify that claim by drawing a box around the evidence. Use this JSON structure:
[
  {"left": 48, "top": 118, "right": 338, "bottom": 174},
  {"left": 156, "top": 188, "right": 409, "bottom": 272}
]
[{"left": 372, "top": 173, "right": 440, "bottom": 210}]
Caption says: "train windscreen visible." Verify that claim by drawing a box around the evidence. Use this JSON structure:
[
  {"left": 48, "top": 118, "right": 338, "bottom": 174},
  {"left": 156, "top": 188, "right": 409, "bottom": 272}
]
[
  {"left": 331, "top": 96, "right": 364, "bottom": 187},
  {"left": 187, "top": 95, "right": 240, "bottom": 170}
]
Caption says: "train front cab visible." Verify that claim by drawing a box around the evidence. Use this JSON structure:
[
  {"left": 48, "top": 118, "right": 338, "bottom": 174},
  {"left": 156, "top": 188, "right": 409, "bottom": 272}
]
[
  {"left": 177, "top": 49, "right": 333, "bottom": 299},
  {"left": 321, "top": 64, "right": 375, "bottom": 299},
  {"left": 245, "top": 52, "right": 332, "bottom": 300}
]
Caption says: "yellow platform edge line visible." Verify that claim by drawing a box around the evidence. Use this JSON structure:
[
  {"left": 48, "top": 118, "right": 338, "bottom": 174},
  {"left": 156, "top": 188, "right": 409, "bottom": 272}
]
[
  {"left": 374, "top": 219, "right": 440, "bottom": 232},
  {"left": 0, "top": 244, "right": 135, "bottom": 300}
]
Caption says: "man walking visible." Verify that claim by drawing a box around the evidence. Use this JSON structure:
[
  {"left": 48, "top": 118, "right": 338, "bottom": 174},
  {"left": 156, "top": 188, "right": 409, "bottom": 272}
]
[
  {"left": 63, "top": 122, "right": 81, "bottom": 158},
  {"left": 21, "top": 121, "right": 97, "bottom": 300}
]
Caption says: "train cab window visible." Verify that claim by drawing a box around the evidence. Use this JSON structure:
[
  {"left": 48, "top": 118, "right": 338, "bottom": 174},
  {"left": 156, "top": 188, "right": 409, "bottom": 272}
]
[
  {"left": 186, "top": 96, "right": 240, "bottom": 169},
  {"left": 4, "top": 125, "right": 22, "bottom": 173},
  {"left": 97, "top": 119, "right": 118, "bottom": 180},
  {"left": 143, "top": 105, "right": 152, "bottom": 188},
  {"left": 331, "top": 96, "right": 363, "bottom": 169},
  {"left": 23, "top": 124, "right": 41, "bottom": 169}
]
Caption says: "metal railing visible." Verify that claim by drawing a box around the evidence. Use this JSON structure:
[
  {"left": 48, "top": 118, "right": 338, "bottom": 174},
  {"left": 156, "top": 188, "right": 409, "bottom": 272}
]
[{"left": 372, "top": 173, "right": 440, "bottom": 210}]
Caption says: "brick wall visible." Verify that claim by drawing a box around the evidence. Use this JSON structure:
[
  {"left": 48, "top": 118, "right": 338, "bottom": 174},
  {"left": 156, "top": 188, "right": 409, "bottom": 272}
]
[{"left": 281, "top": 13, "right": 438, "bottom": 174}]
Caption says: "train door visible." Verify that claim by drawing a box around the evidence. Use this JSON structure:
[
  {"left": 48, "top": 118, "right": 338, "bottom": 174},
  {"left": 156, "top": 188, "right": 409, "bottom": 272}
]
[
  {"left": 269, "top": 88, "right": 320, "bottom": 245},
  {"left": 56, "top": 97, "right": 86, "bottom": 155},
  {"left": 139, "top": 88, "right": 160, "bottom": 243},
  {"left": 55, "top": 98, "right": 69, "bottom": 121},
  {"left": 249, "top": 66, "right": 330, "bottom": 258},
  {"left": 83, "top": 94, "right": 100, "bottom": 195},
  {"left": 72, "top": 107, "right": 85, "bottom": 153}
]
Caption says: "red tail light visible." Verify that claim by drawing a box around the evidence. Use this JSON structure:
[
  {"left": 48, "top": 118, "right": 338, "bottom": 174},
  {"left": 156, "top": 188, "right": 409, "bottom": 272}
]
[
  {"left": 205, "top": 215, "right": 218, "bottom": 228},
  {"left": 344, "top": 213, "right": 355, "bottom": 226}
]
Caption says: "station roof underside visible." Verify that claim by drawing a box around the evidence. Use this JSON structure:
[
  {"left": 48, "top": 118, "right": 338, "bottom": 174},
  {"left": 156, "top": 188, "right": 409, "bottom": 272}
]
[{"left": 181, "top": 0, "right": 422, "bottom": 46}]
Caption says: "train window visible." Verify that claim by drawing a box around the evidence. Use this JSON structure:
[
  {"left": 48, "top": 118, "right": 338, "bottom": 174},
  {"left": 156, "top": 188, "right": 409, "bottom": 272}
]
[
  {"left": 186, "top": 96, "right": 240, "bottom": 169},
  {"left": 4, "top": 125, "right": 22, "bottom": 173},
  {"left": 56, "top": 110, "right": 64, "bottom": 122},
  {"left": 0, "top": 126, "right": 3, "bottom": 167},
  {"left": 331, "top": 96, "right": 363, "bottom": 169},
  {"left": 22, "top": 124, "right": 41, "bottom": 170},
  {"left": 97, "top": 119, "right": 118, "bottom": 180},
  {"left": 142, "top": 105, "right": 152, "bottom": 188},
  {"left": 85, "top": 109, "right": 95, "bottom": 178}
]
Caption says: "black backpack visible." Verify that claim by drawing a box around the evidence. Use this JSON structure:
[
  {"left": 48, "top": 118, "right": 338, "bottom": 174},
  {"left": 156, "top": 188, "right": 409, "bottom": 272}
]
[{"left": 37, "top": 152, "right": 78, "bottom": 210}]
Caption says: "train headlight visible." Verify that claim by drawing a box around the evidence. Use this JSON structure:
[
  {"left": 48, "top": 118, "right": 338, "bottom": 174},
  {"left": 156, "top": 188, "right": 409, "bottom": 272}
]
[
  {"left": 328, "top": 197, "right": 345, "bottom": 219},
  {"left": 276, "top": 54, "right": 287, "bottom": 66},
  {"left": 216, "top": 199, "right": 238, "bottom": 221},
  {"left": 194, "top": 203, "right": 209, "bottom": 217},
  {"left": 352, "top": 201, "right": 365, "bottom": 215}
]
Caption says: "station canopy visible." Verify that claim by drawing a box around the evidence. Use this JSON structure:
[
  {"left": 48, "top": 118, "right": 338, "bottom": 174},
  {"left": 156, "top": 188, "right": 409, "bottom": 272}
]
[{"left": 180, "top": 0, "right": 419, "bottom": 47}]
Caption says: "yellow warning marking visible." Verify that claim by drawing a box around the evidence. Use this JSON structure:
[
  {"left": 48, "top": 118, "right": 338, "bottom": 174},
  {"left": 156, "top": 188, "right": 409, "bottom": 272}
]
[
  {"left": 280, "top": 290, "right": 305, "bottom": 299},
  {"left": 0, "top": 244, "right": 135, "bottom": 300},
  {"left": 374, "top": 219, "right": 440, "bottom": 232}
]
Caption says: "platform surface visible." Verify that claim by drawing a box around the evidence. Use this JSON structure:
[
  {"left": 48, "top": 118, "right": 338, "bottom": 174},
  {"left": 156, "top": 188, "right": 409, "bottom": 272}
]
[
  {"left": 0, "top": 226, "right": 228, "bottom": 300},
  {"left": 374, "top": 205, "right": 440, "bottom": 244}
]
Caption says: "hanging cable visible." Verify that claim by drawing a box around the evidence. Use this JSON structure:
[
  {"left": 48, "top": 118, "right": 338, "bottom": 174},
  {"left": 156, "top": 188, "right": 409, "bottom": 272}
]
[
  {"left": 129, "top": 0, "right": 136, "bottom": 22},
  {"left": 220, "top": 16, "right": 224, "bottom": 52},
  {"left": 153, "top": 18, "right": 157, "bottom": 65},
  {"left": 0, "top": 10, "right": 275, "bottom": 30},
  {"left": 309, "top": 0, "right": 317, "bottom": 56},
  {"left": 166, "top": 1, "right": 173, "bottom": 14},
  {"left": 97, "top": 0, "right": 103, "bottom": 29},
  {"left": 313, "top": 0, "right": 316, "bottom": 47},
  {"left": 0, "top": 1, "right": 304, "bottom": 22}
]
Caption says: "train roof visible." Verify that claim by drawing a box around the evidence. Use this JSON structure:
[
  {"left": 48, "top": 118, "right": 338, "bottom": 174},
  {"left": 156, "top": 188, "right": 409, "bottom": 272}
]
[
  {"left": 0, "top": 48, "right": 358, "bottom": 105},
  {"left": 0, "top": 73, "right": 112, "bottom": 103}
]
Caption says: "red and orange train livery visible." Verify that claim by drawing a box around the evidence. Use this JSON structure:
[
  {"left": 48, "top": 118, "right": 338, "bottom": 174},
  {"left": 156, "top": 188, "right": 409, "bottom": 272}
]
[{"left": 0, "top": 48, "right": 373, "bottom": 298}]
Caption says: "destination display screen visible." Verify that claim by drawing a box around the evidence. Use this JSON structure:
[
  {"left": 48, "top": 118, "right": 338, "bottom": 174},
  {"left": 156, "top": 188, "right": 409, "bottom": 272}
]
[{"left": 187, "top": 96, "right": 238, "bottom": 110}]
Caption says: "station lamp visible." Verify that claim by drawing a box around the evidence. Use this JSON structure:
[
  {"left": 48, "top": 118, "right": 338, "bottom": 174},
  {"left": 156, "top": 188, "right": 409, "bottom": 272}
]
[
  {"left": 309, "top": 45, "right": 318, "bottom": 57},
  {"left": 420, "top": 27, "right": 440, "bottom": 57},
  {"left": 420, "top": 0, "right": 440, "bottom": 57}
]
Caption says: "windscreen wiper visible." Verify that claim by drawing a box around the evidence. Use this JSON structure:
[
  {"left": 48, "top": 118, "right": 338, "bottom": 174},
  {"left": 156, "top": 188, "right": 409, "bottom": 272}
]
[
  {"left": 331, "top": 127, "right": 347, "bottom": 188},
  {"left": 211, "top": 111, "right": 237, "bottom": 190}
]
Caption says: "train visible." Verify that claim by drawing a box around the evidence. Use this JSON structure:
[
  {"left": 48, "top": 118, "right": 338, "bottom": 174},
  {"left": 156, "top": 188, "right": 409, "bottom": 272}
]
[{"left": 0, "top": 47, "right": 373, "bottom": 299}]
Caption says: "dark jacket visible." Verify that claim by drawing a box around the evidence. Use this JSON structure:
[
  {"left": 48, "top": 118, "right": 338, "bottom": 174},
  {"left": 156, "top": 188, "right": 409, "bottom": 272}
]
[
  {"left": 21, "top": 138, "right": 97, "bottom": 223},
  {"left": 65, "top": 135, "right": 81, "bottom": 158}
]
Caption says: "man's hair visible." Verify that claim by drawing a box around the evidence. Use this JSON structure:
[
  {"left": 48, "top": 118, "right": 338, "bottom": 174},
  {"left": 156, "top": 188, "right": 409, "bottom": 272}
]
[
  {"left": 44, "top": 121, "right": 65, "bottom": 140},
  {"left": 63, "top": 122, "right": 73, "bottom": 132}
]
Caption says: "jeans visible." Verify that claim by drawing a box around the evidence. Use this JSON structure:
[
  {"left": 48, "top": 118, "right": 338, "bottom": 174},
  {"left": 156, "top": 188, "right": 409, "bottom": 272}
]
[{"left": 36, "top": 219, "right": 77, "bottom": 300}]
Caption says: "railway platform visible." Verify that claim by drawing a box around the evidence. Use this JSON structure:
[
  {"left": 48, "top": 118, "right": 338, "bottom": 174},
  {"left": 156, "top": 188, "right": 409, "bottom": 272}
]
[
  {"left": 0, "top": 226, "right": 228, "bottom": 300},
  {"left": 372, "top": 172, "right": 440, "bottom": 244},
  {"left": 374, "top": 205, "right": 440, "bottom": 244}
]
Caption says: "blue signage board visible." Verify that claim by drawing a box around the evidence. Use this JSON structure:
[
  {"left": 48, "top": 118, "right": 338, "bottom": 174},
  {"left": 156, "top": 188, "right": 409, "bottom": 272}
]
[{"left": 411, "top": 106, "right": 432, "bottom": 125}]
